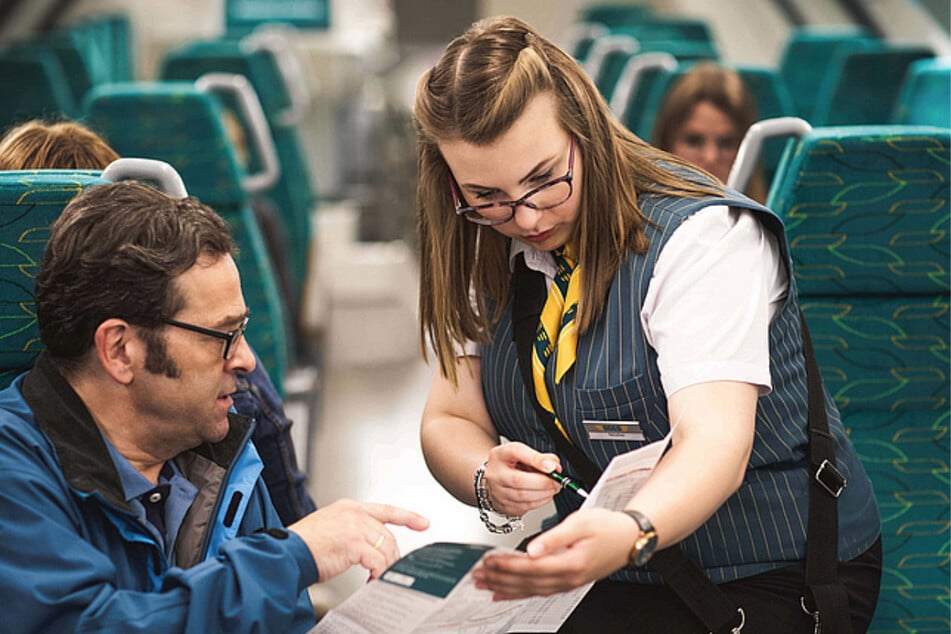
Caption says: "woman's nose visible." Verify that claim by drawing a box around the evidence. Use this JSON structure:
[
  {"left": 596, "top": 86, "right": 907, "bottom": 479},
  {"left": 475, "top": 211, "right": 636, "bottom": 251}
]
[{"left": 511, "top": 203, "right": 543, "bottom": 231}]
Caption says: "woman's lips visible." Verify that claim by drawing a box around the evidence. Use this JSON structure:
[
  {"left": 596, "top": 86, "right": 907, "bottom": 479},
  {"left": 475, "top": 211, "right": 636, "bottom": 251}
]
[{"left": 524, "top": 228, "right": 554, "bottom": 243}]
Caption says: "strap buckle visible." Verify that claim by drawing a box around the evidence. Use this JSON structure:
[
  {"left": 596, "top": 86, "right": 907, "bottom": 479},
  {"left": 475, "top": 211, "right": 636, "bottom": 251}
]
[
  {"left": 814, "top": 459, "right": 847, "bottom": 498},
  {"left": 801, "top": 596, "right": 820, "bottom": 634},
  {"left": 708, "top": 607, "right": 745, "bottom": 634}
]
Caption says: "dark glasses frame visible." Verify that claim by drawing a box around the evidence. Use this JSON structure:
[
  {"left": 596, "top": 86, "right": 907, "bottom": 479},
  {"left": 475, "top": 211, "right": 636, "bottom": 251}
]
[
  {"left": 162, "top": 315, "right": 250, "bottom": 360},
  {"left": 449, "top": 137, "right": 575, "bottom": 226}
]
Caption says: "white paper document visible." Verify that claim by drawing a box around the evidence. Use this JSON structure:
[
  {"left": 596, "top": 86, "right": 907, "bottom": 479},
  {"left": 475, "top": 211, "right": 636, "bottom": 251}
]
[
  {"left": 579, "top": 427, "right": 671, "bottom": 512},
  {"left": 311, "top": 431, "right": 673, "bottom": 633},
  {"left": 310, "top": 542, "right": 589, "bottom": 634}
]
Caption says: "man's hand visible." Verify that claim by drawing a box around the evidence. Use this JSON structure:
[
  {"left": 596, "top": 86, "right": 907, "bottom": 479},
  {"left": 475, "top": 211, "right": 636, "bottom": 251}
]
[{"left": 288, "top": 499, "right": 429, "bottom": 582}]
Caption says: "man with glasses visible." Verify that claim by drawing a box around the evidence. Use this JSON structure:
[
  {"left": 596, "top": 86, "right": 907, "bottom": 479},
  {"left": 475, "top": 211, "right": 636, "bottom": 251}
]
[{"left": 0, "top": 181, "right": 429, "bottom": 633}]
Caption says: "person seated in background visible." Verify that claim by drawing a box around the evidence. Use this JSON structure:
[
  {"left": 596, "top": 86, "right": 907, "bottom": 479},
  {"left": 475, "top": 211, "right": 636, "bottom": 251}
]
[
  {"left": 0, "top": 118, "right": 317, "bottom": 525},
  {"left": 0, "top": 180, "right": 429, "bottom": 633},
  {"left": 651, "top": 62, "right": 768, "bottom": 203},
  {"left": 0, "top": 118, "right": 119, "bottom": 169}
]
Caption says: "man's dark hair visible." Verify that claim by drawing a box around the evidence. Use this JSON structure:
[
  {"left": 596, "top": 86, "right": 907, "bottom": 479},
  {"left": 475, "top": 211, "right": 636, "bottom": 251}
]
[{"left": 35, "top": 181, "right": 235, "bottom": 376}]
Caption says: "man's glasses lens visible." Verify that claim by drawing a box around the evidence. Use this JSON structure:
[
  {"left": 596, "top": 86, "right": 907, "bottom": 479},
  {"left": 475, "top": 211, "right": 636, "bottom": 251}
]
[
  {"left": 162, "top": 316, "right": 250, "bottom": 360},
  {"left": 222, "top": 318, "right": 249, "bottom": 359}
]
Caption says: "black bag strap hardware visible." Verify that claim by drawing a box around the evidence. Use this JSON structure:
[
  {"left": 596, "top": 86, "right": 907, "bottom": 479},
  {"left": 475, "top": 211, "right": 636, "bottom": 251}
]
[
  {"left": 510, "top": 254, "right": 852, "bottom": 633},
  {"left": 799, "top": 309, "right": 853, "bottom": 633}
]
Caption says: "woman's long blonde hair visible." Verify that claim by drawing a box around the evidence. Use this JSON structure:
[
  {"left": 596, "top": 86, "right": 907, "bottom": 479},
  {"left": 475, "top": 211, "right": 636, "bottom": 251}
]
[{"left": 414, "top": 16, "right": 720, "bottom": 383}]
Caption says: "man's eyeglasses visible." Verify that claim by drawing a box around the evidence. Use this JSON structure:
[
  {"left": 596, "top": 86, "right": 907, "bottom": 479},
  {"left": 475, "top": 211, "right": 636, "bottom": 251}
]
[
  {"left": 162, "top": 315, "right": 250, "bottom": 360},
  {"left": 449, "top": 137, "right": 575, "bottom": 226}
]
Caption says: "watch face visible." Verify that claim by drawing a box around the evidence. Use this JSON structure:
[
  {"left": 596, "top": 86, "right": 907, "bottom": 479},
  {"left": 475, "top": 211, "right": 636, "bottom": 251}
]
[{"left": 633, "top": 531, "right": 658, "bottom": 567}]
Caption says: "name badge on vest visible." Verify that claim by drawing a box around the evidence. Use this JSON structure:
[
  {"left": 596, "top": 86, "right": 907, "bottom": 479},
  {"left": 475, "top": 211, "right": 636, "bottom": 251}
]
[{"left": 582, "top": 420, "right": 645, "bottom": 441}]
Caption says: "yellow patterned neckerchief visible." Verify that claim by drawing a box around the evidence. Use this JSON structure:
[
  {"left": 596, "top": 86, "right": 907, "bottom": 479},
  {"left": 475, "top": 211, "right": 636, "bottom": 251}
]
[{"left": 531, "top": 245, "right": 581, "bottom": 442}]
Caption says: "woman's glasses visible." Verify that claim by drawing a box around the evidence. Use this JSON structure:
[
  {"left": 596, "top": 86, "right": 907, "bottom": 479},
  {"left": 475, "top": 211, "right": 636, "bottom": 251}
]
[{"left": 449, "top": 138, "right": 574, "bottom": 226}]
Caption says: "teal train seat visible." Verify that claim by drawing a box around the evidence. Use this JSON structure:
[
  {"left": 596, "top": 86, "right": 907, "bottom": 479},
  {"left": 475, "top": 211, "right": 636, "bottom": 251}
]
[
  {"left": 778, "top": 26, "right": 877, "bottom": 122},
  {"left": 84, "top": 82, "right": 291, "bottom": 395},
  {"left": 0, "top": 171, "right": 109, "bottom": 388},
  {"left": 159, "top": 36, "right": 318, "bottom": 325},
  {"left": 0, "top": 161, "right": 188, "bottom": 389},
  {"left": 0, "top": 47, "right": 78, "bottom": 128},
  {"left": 893, "top": 57, "right": 951, "bottom": 128},
  {"left": 593, "top": 39, "right": 718, "bottom": 109},
  {"left": 812, "top": 46, "right": 935, "bottom": 126},
  {"left": 578, "top": 4, "right": 655, "bottom": 30},
  {"left": 768, "top": 126, "right": 950, "bottom": 631}
]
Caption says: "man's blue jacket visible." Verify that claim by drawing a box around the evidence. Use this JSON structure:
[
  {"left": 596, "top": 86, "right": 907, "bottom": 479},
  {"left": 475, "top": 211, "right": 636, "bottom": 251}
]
[{"left": 0, "top": 354, "right": 318, "bottom": 633}]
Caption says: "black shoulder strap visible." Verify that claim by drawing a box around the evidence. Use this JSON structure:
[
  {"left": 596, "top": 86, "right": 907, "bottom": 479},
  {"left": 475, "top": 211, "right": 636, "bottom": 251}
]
[
  {"left": 800, "top": 310, "right": 853, "bottom": 633},
  {"left": 510, "top": 256, "right": 851, "bottom": 633}
]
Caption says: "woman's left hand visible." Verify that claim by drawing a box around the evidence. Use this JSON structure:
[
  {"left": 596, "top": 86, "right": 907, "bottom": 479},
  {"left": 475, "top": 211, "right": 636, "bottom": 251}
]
[{"left": 471, "top": 508, "right": 637, "bottom": 600}]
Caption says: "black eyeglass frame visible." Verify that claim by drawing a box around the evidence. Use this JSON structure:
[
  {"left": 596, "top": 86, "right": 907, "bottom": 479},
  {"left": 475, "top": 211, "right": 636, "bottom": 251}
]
[
  {"left": 162, "top": 315, "right": 250, "bottom": 360},
  {"left": 449, "top": 137, "right": 575, "bottom": 226}
]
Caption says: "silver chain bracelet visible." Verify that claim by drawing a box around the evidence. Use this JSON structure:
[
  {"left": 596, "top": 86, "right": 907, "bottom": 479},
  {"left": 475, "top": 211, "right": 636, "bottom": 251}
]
[{"left": 474, "top": 461, "right": 524, "bottom": 534}]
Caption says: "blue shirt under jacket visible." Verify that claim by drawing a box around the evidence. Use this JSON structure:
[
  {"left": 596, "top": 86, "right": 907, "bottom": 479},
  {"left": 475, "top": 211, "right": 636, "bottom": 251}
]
[{"left": 0, "top": 353, "right": 318, "bottom": 633}]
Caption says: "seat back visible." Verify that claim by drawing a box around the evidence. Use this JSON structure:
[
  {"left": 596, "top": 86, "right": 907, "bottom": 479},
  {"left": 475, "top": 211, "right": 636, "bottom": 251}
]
[
  {"left": 223, "top": 0, "right": 330, "bottom": 37},
  {"left": 160, "top": 39, "right": 317, "bottom": 311},
  {"left": 768, "top": 125, "right": 950, "bottom": 629},
  {"left": 579, "top": 4, "right": 655, "bottom": 29},
  {"left": 778, "top": 26, "right": 878, "bottom": 121},
  {"left": 813, "top": 46, "right": 936, "bottom": 126},
  {"left": 84, "top": 82, "right": 290, "bottom": 394},
  {"left": 893, "top": 57, "right": 951, "bottom": 127},
  {"left": 0, "top": 171, "right": 109, "bottom": 388},
  {"left": 0, "top": 48, "right": 77, "bottom": 128}
]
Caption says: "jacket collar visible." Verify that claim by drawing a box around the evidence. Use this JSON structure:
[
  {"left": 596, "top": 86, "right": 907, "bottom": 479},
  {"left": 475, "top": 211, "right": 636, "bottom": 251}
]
[{"left": 22, "top": 352, "right": 251, "bottom": 512}]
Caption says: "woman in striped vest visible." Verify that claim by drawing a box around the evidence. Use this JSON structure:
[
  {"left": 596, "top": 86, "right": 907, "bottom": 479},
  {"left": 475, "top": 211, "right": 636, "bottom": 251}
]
[{"left": 414, "top": 16, "right": 881, "bottom": 634}]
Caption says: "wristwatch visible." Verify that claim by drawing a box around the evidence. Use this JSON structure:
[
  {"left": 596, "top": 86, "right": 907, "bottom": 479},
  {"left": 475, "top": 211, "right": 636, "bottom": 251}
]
[{"left": 622, "top": 509, "right": 658, "bottom": 567}]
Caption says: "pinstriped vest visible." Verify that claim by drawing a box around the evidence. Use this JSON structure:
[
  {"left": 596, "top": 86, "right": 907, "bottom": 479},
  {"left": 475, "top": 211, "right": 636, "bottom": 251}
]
[{"left": 481, "top": 189, "right": 881, "bottom": 584}]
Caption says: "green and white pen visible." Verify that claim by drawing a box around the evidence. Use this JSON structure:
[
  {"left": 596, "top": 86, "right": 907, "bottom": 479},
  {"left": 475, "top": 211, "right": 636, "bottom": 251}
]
[{"left": 546, "top": 470, "right": 589, "bottom": 498}]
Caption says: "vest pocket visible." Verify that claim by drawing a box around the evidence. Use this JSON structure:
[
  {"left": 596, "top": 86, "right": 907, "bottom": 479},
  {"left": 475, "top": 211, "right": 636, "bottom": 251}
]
[{"left": 575, "top": 375, "right": 654, "bottom": 422}]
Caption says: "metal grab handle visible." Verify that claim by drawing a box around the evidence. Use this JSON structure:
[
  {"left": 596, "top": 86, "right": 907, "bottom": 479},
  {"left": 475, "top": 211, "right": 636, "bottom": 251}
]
[
  {"left": 609, "top": 51, "right": 678, "bottom": 123},
  {"left": 727, "top": 116, "right": 813, "bottom": 194},
  {"left": 583, "top": 33, "right": 640, "bottom": 84},
  {"left": 243, "top": 24, "right": 312, "bottom": 126},
  {"left": 101, "top": 157, "right": 188, "bottom": 198},
  {"left": 561, "top": 21, "right": 608, "bottom": 58},
  {"left": 195, "top": 72, "right": 281, "bottom": 194}
]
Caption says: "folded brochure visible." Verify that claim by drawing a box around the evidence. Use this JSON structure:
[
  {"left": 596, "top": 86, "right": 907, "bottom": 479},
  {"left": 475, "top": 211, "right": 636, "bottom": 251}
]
[{"left": 312, "top": 429, "right": 672, "bottom": 633}]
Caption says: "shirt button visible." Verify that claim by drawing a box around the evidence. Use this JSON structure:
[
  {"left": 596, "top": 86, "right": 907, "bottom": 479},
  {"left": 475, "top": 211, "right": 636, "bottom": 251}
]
[{"left": 149, "top": 492, "right": 163, "bottom": 503}]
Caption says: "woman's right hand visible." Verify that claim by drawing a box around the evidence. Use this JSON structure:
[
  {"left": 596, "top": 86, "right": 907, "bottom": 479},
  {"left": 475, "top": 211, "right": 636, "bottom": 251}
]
[{"left": 483, "top": 442, "right": 564, "bottom": 516}]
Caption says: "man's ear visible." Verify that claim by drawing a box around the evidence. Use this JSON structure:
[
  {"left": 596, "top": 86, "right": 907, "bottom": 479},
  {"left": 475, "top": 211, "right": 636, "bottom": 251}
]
[{"left": 93, "top": 319, "right": 141, "bottom": 385}]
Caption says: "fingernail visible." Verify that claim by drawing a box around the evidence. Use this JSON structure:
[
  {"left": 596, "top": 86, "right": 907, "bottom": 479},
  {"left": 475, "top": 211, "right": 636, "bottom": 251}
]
[
  {"left": 527, "top": 542, "right": 544, "bottom": 557},
  {"left": 541, "top": 460, "right": 556, "bottom": 472}
]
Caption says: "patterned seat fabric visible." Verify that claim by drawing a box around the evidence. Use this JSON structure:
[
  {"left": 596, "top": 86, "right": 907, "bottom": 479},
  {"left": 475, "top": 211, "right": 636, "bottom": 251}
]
[
  {"left": 84, "top": 82, "right": 290, "bottom": 395},
  {"left": 769, "top": 126, "right": 950, "bottom": 630},
  {"left": 0, "top": 171, "right": 109, "bottom": 388}
]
